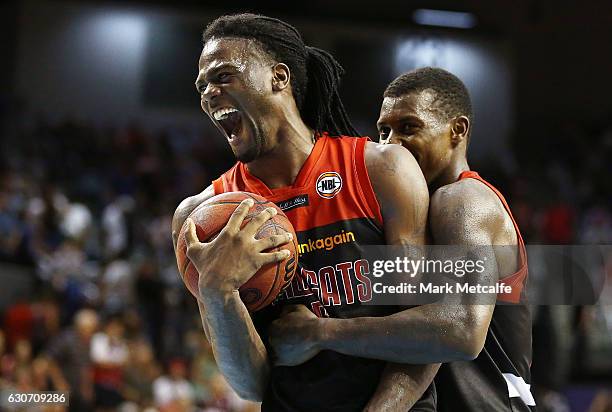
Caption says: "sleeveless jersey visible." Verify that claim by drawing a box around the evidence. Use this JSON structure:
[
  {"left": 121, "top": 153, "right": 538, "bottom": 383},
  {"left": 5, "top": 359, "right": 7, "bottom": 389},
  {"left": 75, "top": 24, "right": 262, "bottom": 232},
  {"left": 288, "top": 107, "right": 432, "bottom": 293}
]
[
  {"left": 435, "top": 170, "right": 535, "bottom": 411},
  {"left": 213, "top": 135, "right": 436, "bottom": 411}
]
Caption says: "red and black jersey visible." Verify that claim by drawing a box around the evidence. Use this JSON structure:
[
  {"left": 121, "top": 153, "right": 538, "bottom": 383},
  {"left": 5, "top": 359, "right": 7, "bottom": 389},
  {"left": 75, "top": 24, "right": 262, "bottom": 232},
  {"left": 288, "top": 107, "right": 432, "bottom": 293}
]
[
  {"left": 435, "top": 171, "right": 535, "bottom": 412},
  {"left": 213, "top": 135, "right": 436, "bottom": 411}
]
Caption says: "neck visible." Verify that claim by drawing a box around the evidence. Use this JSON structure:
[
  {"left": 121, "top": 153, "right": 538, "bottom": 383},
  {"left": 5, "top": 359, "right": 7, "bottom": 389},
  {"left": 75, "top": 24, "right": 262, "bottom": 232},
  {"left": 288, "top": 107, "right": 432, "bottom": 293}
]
[
  {"left": 430, "top": 154, "right": 470, "bottom": 192},
  {"left": 246, "top": 107, "right": 314, "bottom": 189}
]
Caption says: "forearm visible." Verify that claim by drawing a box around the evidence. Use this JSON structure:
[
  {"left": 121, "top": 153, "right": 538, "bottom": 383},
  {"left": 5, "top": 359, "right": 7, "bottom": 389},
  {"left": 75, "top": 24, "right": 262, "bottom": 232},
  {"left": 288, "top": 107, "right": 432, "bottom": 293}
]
[
  {"left": 176, "top": 196, "right": 291, "bottom": 400},
  {"left": 319, "top": 304, "right": 488, "bottom": 363},
  {"left": 198, "top": 291, "right": 269, "bottom": 401},
  {"left": 364, "top": 363, "right": 440, "bottom": 412}
]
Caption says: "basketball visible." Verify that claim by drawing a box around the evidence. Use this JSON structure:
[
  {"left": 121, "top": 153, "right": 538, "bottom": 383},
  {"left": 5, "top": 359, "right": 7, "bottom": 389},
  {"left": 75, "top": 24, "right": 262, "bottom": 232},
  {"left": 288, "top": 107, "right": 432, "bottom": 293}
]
[{"left": 175, "top": 192, "right": 299, "bottom": 311}]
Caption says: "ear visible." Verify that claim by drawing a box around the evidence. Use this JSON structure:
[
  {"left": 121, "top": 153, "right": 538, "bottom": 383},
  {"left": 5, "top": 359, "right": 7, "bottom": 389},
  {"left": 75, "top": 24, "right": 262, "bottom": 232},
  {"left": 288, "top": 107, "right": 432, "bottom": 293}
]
[
  {"left": 272, "top": 63, "right": 291, "bottom": 92},
  {"left": 450, "top": 116, "right": 470, "bottom": 147}
]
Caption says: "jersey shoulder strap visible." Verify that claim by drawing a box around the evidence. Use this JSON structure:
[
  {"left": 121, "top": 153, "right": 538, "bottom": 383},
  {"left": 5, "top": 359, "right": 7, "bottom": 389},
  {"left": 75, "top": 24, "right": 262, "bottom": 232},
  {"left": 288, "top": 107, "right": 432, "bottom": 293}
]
[
  {"left": 458, "top": 170, "right": 528, "bottom": 303},
  {"left": 212, "top": 176, "right": 225, "bottom": 195},
  {"left": 212, "top": 162, "right": 246, "bottom": 195}
]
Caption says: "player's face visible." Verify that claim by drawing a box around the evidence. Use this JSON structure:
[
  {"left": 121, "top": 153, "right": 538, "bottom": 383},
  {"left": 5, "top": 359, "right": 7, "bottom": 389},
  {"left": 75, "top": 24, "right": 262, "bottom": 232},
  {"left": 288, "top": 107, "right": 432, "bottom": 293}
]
[
  {"left": 377, "top": 90, "right": 453, "bottom": 184},
  {"left": 196, "top": 37, "right": 275, "bottom": 163}
]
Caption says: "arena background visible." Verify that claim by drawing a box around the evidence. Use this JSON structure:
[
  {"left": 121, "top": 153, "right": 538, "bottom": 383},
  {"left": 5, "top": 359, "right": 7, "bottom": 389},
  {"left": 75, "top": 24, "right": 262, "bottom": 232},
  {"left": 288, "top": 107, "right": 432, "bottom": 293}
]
[{"left": 0, "top": 0, "right": 610, "bottom": 411}]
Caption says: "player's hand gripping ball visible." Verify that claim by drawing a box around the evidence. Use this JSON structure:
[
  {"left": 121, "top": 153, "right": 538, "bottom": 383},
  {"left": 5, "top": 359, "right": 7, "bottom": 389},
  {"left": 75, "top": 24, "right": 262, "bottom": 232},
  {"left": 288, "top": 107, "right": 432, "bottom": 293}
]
[{"left": 176, "top": 192, "right": 299, "bottom": 311}]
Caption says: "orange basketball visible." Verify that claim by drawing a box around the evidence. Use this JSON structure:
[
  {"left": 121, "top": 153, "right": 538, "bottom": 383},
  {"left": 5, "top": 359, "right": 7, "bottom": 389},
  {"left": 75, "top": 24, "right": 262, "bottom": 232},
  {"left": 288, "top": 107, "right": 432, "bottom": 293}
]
[{"left": 175, "top": 192, "right": 298, "bottom": 311}]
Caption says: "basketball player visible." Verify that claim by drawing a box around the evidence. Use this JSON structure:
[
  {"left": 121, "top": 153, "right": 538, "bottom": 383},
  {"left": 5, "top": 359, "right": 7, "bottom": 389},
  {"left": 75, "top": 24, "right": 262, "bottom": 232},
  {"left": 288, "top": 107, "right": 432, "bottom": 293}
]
[
  {"left": 172, "top": 14, "right": 438, "bottom": 411},
  {"left": 373, "top": 67, "right": 535, "bottom": 411}
]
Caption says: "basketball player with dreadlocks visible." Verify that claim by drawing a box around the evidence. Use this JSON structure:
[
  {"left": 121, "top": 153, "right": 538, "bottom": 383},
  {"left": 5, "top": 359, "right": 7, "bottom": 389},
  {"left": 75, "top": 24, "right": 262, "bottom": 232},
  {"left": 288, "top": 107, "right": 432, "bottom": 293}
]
[
  {"left": 372, "top": 67, "right": 535, "bottom": 411},
  {"left": 171, "top": 14, "right": 437, "bottom": 411}
]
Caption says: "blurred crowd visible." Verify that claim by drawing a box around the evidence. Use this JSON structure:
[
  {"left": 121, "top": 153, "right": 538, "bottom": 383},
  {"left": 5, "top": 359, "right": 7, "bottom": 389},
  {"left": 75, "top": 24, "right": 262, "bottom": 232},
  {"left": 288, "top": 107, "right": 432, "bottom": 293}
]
[
  {"left": 0, "top": 117, "right": 610, "bottom": 411},
  {"left": 0, "top": 120, "right": 254, "bottom": 412}
]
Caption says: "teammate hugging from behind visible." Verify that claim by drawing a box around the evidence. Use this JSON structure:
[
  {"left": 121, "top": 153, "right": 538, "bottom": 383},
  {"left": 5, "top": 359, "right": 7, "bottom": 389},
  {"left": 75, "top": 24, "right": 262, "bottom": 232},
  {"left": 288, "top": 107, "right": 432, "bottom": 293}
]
[
  {"left": 377, "top": 67, "right": 535, "bottom": 411},
  {"left": 172, "top": 14, "right": 439, "bottom": 411}
]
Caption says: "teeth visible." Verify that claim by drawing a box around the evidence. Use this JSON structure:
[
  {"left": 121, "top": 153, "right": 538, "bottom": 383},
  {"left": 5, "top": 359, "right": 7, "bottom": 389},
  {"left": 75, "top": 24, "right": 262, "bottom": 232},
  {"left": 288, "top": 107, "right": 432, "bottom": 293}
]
[{"left": 212, "top": 107, "right": 238, "bottom": 121}]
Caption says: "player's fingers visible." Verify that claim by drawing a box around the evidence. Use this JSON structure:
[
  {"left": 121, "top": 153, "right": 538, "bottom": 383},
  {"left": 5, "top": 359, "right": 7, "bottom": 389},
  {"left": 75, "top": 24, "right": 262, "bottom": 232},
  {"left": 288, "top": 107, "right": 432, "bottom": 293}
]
[
  {"left": 258, "top": 249, "right": 291, "bottom": 266},
  {"left": 225, "top": 198, "right": 255, "bottom": 233},
  {"left": 256, "top": 233, "right": 293, "bottom": 251},
  {"left": 243, "top": 207, "right": 277, "bottom": 236},
  {"left": 184, "top": 219, "right": 200, "bottom": 247},
  {"left": 185, "top": 219, "right": 203, "bottom": 259}
]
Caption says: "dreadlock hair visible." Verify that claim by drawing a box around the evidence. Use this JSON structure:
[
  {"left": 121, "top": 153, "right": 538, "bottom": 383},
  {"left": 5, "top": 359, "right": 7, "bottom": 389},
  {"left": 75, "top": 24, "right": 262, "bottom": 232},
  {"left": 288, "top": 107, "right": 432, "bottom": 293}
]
[
  {"left": 384, "top": 67, "right": 473, "bottom": 122},
  {"left": 202, "top": 13, "right": 358, "bottom": 137}
]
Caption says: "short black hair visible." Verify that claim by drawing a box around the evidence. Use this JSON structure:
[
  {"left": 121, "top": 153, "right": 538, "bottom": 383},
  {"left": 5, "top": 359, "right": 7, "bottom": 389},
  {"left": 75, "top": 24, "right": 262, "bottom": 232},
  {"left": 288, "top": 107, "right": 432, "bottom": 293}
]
[
  {"left": 384, "top": 67, "right": 472, "bottom": 121},
  {"left": 203, "top": 13, "right": 358, "bottom": 137}
]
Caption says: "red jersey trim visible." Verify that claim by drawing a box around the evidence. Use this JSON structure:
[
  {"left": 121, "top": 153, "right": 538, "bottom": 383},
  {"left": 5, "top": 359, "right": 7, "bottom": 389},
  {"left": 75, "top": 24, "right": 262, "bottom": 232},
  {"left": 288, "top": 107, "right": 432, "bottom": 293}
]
[
  {"left": 210, "top": 135, "right": 383, "bottom": 232},
  {"left": 353, "top": 138, "right": 383, "bottom": 227},
  {"left": 232, "top": 137, "right": 328, "bottom": 197},
  {"left": 458, "top": 171, "right": 528, "bottom": 303},
  {"left": 212, "top": 177, "right": 225, "bottom": 195}
]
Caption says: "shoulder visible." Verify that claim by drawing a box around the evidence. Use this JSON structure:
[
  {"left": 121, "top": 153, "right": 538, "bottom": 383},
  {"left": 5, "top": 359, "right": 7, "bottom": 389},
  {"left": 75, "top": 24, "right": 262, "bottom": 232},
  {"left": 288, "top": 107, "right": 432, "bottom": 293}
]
[
  {"left": 431, "top": 178, "right": 504, "bottom": 219},
  {"left": 90, "top": 332, "right": 106, "bottom": 349},
  {"left": 430, "top": 179, "right": 504, "bottom": 243},
  {"left": 172, "top": 185, "right": 215, "bottom": 246},
  {"left": 363, "top": 140, "right": 418, "bottom": 169},
  {"left": 363, "top": 142, "right": 424, "bottom": 188},
  {"left": 363, "top": 141, "right": 428, "bottom": 220}
]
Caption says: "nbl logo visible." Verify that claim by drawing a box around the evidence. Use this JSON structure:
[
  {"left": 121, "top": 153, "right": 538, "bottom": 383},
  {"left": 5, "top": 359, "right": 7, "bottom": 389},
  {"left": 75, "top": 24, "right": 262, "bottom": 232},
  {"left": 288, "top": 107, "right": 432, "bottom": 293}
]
[{"left": 316, "top": 172, "right": 342, "bottom": 199}]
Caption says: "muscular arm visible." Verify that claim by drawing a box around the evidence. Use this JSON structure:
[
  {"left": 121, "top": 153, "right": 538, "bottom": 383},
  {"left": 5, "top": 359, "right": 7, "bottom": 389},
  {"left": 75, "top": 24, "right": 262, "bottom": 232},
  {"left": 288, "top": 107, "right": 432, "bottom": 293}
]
[
  {"left": 172, "top": 186, "right": 215, "bottom": 343},
  {"left": 364, "top": 143, "right": 438, "bottom": 410},
  {"left": 172, "top": 186, "right": 273, "bottom": 401},
  {"left": 194, "top": 284, "right": 269, "bottom": 401},
  {"left": 320, "top": 176, "right": 499, "bottom": 363},
  {"left": 171, "top": 185, "right": 215, "bottom": 249}
]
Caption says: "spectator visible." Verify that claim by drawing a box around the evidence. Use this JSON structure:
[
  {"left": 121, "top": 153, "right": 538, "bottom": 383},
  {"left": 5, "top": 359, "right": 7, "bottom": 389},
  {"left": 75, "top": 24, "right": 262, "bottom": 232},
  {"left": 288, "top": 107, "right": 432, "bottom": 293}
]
[
  {"left": 205, "top": 372, "right": 260, "bottom": 412},
  {"left": 13, "top": 338, "right": 32, "bottom": 370},
  {"left": 3, "top": 302, "right": 34, "bottom": 350},
  {"left": 0, "top": 329, "right": 10, "bottom": 387},
  {"left": 101, "top": 194, "right": 134, "bottom": 260},
  {"left": 46, "top": 309, "right": 99, "bottom": 412},
  {"left": 0, "top": 191, "right": 31, "bottom": 264},
  {"left": 579, "top": 205, "right": 612, "bottom": 244},
  {"left": 153, "top": 358, "right": 194, "bottom": 412},
  {"left": 122, "top": 340, "right": 160, "bottom": 410},
  {"left": 100, "top": 253, "right": 134, "bottom": 312},
  {"left": 31, "top": 355, "right": 69, "bottom": 392},
  {"left": 190, "top": 334, "right": 218, "bottom": 406},
  {"left": 91, "top": 314, "right": 128, "bottom": 411}
]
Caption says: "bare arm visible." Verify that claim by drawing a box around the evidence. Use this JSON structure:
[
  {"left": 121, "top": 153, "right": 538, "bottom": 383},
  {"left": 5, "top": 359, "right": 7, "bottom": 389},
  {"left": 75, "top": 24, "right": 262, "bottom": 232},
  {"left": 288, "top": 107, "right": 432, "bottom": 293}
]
[
  {"left": 172, "top": 187, "right": 215, "bottom": 341},
  {"left": 193, "top": 276, "right": 269, "bottom": 401},
  {"left": 171, "top": 185, "right": 215, "bottom": 249},
  {"left": 363, "top": 142, "right": 439, "bottom": 410},
  {"left": 364, "top": 362, "right": 439, "bottom": 412},
  {"left": 320, "top": 181, "right": 499, "bottom": 363},
  {"left": 172, "top": 186, "right": 291, "bottom": 401}
]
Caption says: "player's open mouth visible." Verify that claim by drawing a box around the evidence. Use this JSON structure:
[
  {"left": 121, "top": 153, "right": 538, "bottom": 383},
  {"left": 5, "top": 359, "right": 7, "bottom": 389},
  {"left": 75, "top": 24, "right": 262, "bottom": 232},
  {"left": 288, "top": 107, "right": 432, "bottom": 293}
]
[{"left": 212, "top": 107, "right": 243, "bottom": 140}]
